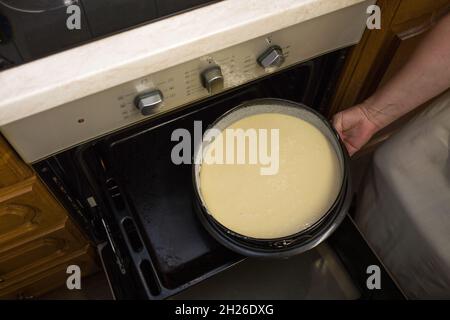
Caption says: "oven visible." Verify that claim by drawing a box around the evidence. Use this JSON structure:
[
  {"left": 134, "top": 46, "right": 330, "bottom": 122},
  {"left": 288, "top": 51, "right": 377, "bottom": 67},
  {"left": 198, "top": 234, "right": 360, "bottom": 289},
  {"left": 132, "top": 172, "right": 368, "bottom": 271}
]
[{"left": 0, "top": 1, "right": 405, "bottom": 300}]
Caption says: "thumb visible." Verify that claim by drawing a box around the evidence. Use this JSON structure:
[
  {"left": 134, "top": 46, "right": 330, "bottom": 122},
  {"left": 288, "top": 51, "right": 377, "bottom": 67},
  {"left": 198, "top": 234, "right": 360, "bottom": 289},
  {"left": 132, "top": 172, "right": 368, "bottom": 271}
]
[{"left": 332, "top": 112, "right": 344, "bottom": 139}]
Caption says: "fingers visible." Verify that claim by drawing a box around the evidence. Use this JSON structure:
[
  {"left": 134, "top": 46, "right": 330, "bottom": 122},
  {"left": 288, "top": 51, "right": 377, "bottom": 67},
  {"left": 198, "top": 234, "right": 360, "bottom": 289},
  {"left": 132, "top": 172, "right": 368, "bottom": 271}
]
[
  {"left": 332, "top": 110, "right": 357, "bottom": 156},
  {"left": 339, "top": 132, "right": 358, "bottom": 156},
  {"left": 332, "top": 112, "right": 344, "bottom": 139},
  {"left": 345, "top": 142, "right": 358, "bottom": 156}
]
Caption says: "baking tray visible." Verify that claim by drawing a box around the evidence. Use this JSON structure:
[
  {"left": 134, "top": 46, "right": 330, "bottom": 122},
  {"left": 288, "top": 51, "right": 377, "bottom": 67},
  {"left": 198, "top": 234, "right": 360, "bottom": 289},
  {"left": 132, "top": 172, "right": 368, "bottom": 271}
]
[
  {"left": 98, "top": 89, "right": 270, "bottom": 298},
  {"left": 82, "top": 64, "right": 315, "bottom": 299}
]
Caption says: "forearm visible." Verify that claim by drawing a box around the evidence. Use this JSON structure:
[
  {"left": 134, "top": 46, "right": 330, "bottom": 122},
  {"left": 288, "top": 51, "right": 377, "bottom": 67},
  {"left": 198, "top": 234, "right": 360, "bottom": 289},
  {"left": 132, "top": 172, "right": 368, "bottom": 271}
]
[{"left": 363, "top": 13, "right": 450, "bottom": 130}]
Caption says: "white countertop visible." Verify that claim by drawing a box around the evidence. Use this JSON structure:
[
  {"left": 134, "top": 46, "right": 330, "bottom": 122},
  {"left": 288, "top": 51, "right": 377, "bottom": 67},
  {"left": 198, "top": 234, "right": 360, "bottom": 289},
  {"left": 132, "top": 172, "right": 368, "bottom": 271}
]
[{"left": 0, "top": 0, "right": 365, "bottom": 126}]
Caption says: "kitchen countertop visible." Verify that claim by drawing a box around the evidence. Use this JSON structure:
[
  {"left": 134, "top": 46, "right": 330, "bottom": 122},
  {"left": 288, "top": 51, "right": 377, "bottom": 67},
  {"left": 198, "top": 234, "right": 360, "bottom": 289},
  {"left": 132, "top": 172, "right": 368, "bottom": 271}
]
[{"left": 0, "top": 0, "right": 366, "bottom": 126}]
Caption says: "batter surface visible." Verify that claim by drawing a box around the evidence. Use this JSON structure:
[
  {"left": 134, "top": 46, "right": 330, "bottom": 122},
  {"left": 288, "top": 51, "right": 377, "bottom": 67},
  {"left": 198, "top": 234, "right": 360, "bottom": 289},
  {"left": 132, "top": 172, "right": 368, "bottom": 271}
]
[{"left": 199, "top": 112, "right": 342, "bottom": 239}]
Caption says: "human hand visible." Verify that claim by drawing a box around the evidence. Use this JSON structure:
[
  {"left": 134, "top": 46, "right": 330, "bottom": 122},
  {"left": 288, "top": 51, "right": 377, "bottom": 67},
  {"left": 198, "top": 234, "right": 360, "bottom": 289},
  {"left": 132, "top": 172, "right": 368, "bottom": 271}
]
[{"left": 332, "top": 104, "right": 380, "bottom": 156}]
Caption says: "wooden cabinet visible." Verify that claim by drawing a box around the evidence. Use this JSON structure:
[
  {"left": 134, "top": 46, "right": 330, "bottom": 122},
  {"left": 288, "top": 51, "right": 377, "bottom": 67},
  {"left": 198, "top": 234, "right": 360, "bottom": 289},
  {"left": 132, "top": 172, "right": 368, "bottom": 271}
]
[
  {"left": 0, "top": 134, "right": 98, "bottom": 299},
  {"left": 0, "top": 247, "right": 97, "bottom": 299},
  {"left": 0, "top": 136, "right": 32, "bottom": 188},
  {"left": 0, "top": 177, "right": 67, "bottom": 252},
  {"left": 329, "top": 0, "right": 450, "bottom": 154},
  {"left": 0, "top": 220, "right": 93, "bottom": 295}
]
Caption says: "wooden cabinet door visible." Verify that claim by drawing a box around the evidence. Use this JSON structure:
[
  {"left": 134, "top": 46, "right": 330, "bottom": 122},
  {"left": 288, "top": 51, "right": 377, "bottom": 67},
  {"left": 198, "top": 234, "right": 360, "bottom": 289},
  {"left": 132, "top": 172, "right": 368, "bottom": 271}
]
[
  {"left": 0, "top": 136, "right": 32, "bottom": 188},
  {"left": 0, "top": 177, "right": 67, "bottom": 251},
  {"left": 0, "top": 220, "right": 86, "bottom": 289},
  {"left": 0, "top": 247, "right": 97, "bottom": 299}
]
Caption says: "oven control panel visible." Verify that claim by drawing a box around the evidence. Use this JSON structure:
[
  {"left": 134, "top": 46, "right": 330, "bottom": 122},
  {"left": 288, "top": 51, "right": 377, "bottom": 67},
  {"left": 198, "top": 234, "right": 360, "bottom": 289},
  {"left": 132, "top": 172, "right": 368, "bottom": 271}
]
[
  {"left": 110, "top": 42, "right": 290, "bottom": 121},
  {"left": 2, "top": 1, "right": 371, "bottom": 163}
]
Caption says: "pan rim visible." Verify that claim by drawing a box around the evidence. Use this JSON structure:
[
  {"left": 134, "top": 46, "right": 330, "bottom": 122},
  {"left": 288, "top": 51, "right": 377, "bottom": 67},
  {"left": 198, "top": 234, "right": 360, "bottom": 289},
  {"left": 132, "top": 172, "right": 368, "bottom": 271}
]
[{"left": 192, "top": 98, "right": 349, "bottom": 248}]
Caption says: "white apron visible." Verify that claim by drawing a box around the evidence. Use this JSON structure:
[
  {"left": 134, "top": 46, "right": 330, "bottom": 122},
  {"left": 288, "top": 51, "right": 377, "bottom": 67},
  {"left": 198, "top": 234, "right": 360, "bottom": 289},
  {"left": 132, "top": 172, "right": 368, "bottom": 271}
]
[{"left": 356, "top": 89, "right": 450, "bottom": 299}]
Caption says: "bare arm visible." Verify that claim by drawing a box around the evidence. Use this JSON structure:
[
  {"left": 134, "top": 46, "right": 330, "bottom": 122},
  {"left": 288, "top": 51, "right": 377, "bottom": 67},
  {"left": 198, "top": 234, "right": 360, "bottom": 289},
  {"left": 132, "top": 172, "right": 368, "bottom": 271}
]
[{"left": 333, "top": 13, "right": 450, "bottom": 155}]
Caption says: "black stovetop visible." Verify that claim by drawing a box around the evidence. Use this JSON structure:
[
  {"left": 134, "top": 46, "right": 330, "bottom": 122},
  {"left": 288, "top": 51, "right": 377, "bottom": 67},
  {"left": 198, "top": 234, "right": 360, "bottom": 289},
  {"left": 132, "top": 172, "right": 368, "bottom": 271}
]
[{"left": 0, "top": 0, "right": 219, "bottom": 71}]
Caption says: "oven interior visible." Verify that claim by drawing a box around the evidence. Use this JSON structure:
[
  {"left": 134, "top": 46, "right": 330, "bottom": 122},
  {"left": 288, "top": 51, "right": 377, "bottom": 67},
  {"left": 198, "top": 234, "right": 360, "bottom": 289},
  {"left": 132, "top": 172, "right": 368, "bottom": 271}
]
[{"left": 34, "top": 50, "right": 405, "bottom": 300}]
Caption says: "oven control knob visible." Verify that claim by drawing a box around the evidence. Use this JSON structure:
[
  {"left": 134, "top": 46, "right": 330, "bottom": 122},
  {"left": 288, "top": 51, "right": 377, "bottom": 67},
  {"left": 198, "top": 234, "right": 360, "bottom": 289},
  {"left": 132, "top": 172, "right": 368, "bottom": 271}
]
[
  {"left": 134, "top": 90, "right": 163, "bottom": 116},
  {"left": 201, "top": 65, "right": 224, "bottom": 94},
  {"left": 257, "top": 45, "right": 285, "bottom": 70}
]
